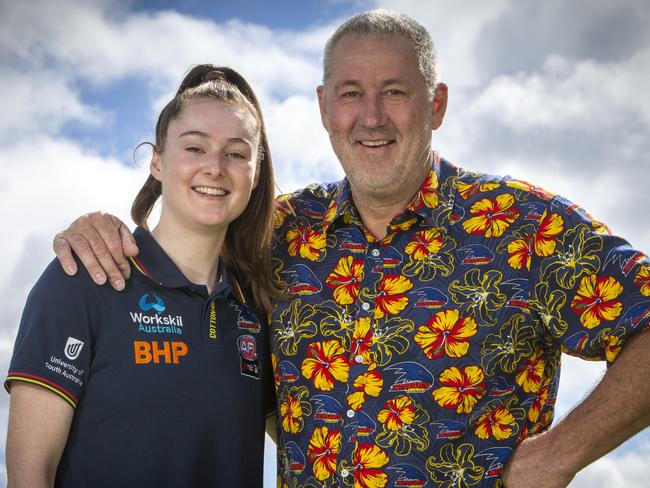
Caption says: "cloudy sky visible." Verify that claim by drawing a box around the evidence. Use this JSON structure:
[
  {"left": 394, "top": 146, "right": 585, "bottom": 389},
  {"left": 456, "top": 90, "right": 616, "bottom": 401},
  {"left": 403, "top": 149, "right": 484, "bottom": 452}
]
[{"left": 1, "top": 0, "right": 649, "bottom": 486}]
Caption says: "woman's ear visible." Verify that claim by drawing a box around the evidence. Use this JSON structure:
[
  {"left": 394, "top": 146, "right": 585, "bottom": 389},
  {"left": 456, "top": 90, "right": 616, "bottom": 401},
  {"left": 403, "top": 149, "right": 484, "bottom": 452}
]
[{"left": 150, "top": 147, "right": 162, "bottom": 182}]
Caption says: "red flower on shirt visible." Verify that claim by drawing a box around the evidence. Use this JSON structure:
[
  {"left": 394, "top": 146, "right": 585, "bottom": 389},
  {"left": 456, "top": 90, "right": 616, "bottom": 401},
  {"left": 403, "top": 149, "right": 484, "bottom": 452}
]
[
  {"left": 326, "top": 256, "right": 364, "bottom": 305},
  {"left": 570, "top": 275, "right": 623, "bottom": 329},
  {"left": 374, "top": 274, "right": 413, "bottom": 319},
  {"left": 462, "top": 194, "right": 520, "bottom": 238},
  {"left": 301, "top": 340, "right": 349, "bottom": 391},
  {"left": 414, "top": 309, "right": 477, "bottom": 359},
  {"left": 307, "top": 426, "right": 341, "bottom": 481},
  {"left": 432, "top": 366, "right": 487, "bottom": 414},
  {"left": 287, "top": 225, "right": 326, "bottom": 261}
]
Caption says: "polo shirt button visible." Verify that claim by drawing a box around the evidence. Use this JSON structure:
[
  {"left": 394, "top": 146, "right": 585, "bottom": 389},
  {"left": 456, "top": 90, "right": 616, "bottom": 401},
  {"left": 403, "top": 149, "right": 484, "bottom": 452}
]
[
  {"left": 341, "top": 469, "right": 350, "bottom": 478},
  {"left": 346, "top": 409, "right": 355, "bottom": 418},
  {"left": 355, "top": 354, "right": 364, "bottom": 364},
  {"left": 361, "top": 302, "right": 370, "bottom": 311},
  {"left": 371, "top": 248, "right": 380, "bottom": 257}
]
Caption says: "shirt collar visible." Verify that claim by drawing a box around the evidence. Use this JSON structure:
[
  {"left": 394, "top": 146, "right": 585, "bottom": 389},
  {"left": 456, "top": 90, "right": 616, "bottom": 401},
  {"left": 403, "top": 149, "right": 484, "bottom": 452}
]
[
  {"left": 129, "top": 227, "right": 246, "bottom": 303},
  {"left": 322, "top": 152, "right": 455, "bottom": 233}
]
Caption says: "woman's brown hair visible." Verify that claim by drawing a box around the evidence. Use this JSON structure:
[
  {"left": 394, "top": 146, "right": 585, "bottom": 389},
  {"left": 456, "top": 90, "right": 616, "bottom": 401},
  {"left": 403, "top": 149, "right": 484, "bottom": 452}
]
[{"left": 131, "top": 64, "right": 282, "bottom": 313}]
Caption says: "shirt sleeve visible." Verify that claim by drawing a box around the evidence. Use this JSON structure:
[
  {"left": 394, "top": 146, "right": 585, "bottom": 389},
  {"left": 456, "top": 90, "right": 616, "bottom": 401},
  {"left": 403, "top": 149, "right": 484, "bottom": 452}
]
[
  {"left": 5, "top": 259, "right": 100, "bottom": 408},
  {"left": 530, "top": 197, "right": 650, "bottom": 363}
]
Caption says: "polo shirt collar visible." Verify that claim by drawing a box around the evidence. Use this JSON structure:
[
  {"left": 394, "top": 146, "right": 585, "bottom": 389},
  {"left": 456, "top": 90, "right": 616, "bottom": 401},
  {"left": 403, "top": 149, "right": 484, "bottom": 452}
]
[{"left": 130, "top": 227, "right": 245, "bottom": 303}]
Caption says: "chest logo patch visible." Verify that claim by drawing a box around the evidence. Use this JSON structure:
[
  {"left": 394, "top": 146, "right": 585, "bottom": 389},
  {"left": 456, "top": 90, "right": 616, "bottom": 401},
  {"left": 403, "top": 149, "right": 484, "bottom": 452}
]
[{"left": 238, "top": 334, "right": 260, "bottom": 379}]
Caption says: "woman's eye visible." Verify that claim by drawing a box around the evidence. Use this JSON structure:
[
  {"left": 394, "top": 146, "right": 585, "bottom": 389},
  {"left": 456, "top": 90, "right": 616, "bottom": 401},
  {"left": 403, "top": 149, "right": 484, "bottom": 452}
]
[
  {"left": 226, "top": 152, "right": 246, "bottom": 160},
  {"left": 186, "top": 146, "right": 204, "bottom": 153}
]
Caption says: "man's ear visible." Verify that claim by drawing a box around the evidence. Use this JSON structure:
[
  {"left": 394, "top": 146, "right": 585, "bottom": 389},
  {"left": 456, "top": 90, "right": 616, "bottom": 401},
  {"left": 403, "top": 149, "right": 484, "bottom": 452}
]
[
  {"left": 150, "top": 148, "right": 162, "bottom": 182},
  {"left": 431, "top": 83, "right": 448, "bottom": 131},
  {"left": 317, "top": 85, "right": 329, "bottom": 131}
]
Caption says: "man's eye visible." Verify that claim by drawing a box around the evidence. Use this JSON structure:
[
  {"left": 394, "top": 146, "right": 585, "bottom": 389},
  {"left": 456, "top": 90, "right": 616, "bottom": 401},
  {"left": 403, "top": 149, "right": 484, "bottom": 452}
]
[
  {"left": 386, "top": 89, "right": 405, "bottom": 96},
  {"left": 341, "top": 91, "right": 361, "bottom": 98}
]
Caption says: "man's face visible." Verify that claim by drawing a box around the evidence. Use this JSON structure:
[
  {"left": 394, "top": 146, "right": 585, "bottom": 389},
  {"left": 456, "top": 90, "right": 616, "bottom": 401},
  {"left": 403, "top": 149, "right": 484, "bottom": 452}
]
[{"left": 318, "top": 34, "right": 447, "bottom": 206}]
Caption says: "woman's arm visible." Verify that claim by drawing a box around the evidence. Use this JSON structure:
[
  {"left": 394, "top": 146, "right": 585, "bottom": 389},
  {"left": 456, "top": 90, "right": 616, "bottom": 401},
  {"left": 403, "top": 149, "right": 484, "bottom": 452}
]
[{"left": 6, "top": 382, "right": 74, "bottom": 488}]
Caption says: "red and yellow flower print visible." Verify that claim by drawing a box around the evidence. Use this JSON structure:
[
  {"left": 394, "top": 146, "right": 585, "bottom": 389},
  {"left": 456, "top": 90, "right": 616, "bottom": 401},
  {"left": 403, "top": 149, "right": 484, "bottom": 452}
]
[
  {"left": 570, "top": 275, "right": 623, "bottom": 329},
  {"left": 462, "top": 194, "right": 519, "bottom": 238},
  {"left": 634, "top": 265, "right": 650, "bottom": 296},
  {"left": 433, "top": 366, "right": 487, "bottom": 414},
  {"left": 414, "top": 309, "right": 477, "bottom": 359},
  {"left": 527, "top": 382, "right": 549, "bottom": 423},
  {"left": 348, "top": 370, "right": 383, "bottom": 411},
  {"left": 349, "top": 317, "right": 375, "bottom": 365},
  {"left": 326, "top": 256, "right": 364, "bottom": 305},
  {"left": 301, "top": 340, "right": 349, "bottom": 391},
  {"left": 515, "top": 350, "right": 545, "bottom": 393},
  {"left": 457, "top": 181, "right": 500, "bottom": 200},
  {"left": 377, "top": 395, "right": 416, "bottom": 431},
  {"left": 507, "top": 234, "right": 534, "bottom": 270},
  {"left": 349, "top": 444, "right": 389, "bottom": 488},
  {"left": 287, "top": 225, "right": 326, "bottom": 261},
  {"left": 307, "top": 426, "right": 341, "bottom": 481},
  {"left": 280, "top": 386, "right": 311, "bottom": 434},
  {"left": 373, "top": 274, "right": 413, "bottom": 319},
  {"left": 404, "top": 228, "right": 443, "bottom": 261},
  {"left": 534, "top": 211, "right": 564, "bottom": 256},
  {"left": 475, "top": 405, "right": 517, "bottom": 440}
]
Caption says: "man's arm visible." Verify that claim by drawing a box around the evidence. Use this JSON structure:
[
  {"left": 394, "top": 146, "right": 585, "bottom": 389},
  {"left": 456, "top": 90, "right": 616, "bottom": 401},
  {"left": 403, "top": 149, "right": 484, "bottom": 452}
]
[
  {"left": 53, "top": 212, "right": 138, "bottom": 291},
  {"left": 6, "top": 382, "right": 75, "bottom": 488},
  {"left": 502, "top": 329, "right": 650, "bottom": 487}
]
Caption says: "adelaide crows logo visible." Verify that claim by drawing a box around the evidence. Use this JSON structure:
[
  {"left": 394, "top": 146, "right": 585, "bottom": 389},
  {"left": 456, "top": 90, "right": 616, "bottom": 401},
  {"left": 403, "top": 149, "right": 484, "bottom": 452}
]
[{"left": 139, "top": 293, "right": 166, "bottom": 313}]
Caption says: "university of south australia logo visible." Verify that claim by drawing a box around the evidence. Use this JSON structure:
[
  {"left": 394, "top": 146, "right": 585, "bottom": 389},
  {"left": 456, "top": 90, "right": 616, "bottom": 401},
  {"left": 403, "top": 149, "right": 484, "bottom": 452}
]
[
  {"left": 64, "top": 337, "right": 84, "bottom": 360},
  {"left": 139, "top": 293, "right": 166, "bottom": 313}
]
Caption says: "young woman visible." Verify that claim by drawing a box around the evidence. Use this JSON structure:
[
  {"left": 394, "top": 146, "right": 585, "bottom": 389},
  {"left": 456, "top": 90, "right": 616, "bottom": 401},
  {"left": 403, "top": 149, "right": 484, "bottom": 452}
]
[{"left": 5, "top": 65, "right": 282, "bottom": 487}]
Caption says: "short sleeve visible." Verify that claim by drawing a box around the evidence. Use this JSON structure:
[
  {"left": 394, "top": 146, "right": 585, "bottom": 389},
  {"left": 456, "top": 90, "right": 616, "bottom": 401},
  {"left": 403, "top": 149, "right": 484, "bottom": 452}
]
[
  {"left": 5, "top": 259, "right": 100, "bottom": 407},
  {"left": 530, "top": 198, "right": 650, "bottom": 363}
]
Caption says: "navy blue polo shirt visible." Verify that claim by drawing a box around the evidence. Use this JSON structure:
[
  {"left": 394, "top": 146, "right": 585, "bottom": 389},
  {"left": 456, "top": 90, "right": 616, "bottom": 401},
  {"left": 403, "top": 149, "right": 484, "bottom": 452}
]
[{"left": 6, "top": 227, "right": 273, "bottom": 487}]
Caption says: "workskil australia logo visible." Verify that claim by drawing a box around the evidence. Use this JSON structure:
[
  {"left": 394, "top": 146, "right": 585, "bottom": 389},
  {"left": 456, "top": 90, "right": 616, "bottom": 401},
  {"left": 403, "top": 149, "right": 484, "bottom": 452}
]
[{"left": 130, "top": 293, "right": 184, "bottom": 335}]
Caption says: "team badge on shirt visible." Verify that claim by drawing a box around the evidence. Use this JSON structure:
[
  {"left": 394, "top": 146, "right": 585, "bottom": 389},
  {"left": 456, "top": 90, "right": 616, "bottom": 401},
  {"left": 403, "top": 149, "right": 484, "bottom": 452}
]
[{"left": 238, "top": 334, "right": 260, "bottom": 379}]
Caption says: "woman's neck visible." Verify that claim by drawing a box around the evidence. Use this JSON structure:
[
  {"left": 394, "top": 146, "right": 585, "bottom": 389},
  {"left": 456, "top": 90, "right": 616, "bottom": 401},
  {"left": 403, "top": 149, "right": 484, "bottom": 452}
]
[{"left": 150, "top": 218, "right": 226, "bottom": 294}]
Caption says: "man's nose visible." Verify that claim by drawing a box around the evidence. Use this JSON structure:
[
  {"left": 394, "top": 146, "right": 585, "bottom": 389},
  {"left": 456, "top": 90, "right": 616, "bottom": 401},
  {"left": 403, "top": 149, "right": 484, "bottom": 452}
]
[{"left": 359, "top": 93, "right": 387, "bottom": 129}]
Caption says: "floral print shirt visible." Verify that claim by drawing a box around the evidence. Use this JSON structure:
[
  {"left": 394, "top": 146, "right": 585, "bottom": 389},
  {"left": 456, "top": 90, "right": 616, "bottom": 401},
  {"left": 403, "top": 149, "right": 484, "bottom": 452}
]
[{"left": 270, "top": 153, "right": 650, "bottom": 488}]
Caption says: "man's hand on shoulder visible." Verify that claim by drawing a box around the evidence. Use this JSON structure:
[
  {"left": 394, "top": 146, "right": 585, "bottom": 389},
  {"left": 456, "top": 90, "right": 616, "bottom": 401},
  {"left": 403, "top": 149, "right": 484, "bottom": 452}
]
[
  {"left": 501, "top": 432, "right": 575, "bottom": 488},
  {"left": 53, "top": 212, "right": 138, "bottom": 291}
]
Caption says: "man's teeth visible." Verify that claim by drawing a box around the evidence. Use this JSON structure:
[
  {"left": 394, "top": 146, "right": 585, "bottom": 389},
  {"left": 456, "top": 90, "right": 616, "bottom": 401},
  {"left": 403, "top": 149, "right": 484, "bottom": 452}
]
[
  {"left": 194, "top": 186, "right": 227, "bottom": 196},
  {"left": 360, "top": 140, "right": 391, "bottom": 147}
]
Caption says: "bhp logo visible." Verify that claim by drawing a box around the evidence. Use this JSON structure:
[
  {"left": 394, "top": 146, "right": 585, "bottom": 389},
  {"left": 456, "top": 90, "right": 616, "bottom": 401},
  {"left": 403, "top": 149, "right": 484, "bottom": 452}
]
[{"left": 134, "top": 341, "right": 188, "bottom": 364}]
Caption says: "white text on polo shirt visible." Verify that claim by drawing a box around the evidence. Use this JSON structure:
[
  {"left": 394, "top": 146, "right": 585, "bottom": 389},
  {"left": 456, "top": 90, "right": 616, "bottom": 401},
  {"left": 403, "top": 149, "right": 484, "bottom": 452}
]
[
  {"left": 129, "top": 312, "right": 184, "bottom": 335},
  {"left": 134, "top": 341, "right": 188, "bottom": 364}
]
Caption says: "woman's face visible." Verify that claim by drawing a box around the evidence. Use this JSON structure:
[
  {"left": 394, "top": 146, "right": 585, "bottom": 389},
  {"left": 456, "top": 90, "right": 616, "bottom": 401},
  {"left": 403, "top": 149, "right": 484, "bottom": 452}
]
[{"left": 151, "top": 97, "right": 260, "bottom": 235}]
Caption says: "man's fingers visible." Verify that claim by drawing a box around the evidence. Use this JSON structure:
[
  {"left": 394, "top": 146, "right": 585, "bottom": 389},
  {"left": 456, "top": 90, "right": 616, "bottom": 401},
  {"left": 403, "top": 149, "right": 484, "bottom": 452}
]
[
  {"left": 64, "top": 226, "right": 109, "bottom": 286},
  {"left": 53, "top": 234, "right": 78, "bottom": 276},
  {"left": 87, "top": 213, "right": 133, "bottom": 283}
]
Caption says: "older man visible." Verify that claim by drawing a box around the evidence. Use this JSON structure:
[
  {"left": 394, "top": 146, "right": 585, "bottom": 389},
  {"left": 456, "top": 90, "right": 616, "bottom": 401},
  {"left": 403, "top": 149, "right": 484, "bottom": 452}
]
[{"left": 52, "top": 10, "right": 650, "bottom": 488}]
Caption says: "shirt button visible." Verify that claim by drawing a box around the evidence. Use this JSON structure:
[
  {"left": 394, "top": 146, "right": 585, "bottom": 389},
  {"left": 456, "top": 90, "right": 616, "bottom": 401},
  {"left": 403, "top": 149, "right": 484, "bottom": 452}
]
[
  {"left": 371, "top": 248, "right": 380, "bottom": 257},
  {"left": 361, "top": 302, "right": 370, "bottom": 311},
  {"left": 346, "top": 409, "right": 355, "bottom": 418},
  {"left": 355, "top": 354, "right": 364, "bottom": 364},
  {"left": 341, "top": 469, "right": 350, "bottom": 478}
]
